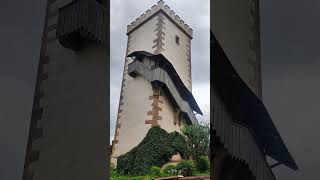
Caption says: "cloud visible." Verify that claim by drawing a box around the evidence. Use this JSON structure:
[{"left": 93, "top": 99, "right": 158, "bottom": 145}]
[{"left": 192, "top": 82, "right": 210, "bottom": 123}]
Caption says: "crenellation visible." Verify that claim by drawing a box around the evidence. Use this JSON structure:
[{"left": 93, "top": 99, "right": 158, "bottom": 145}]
[
  {"left": 175, "top": 15, "right": 180, "bottom": 21},
  {"left": 157, "top": 0, "right": 165, "bottom": 5},
  {"left": 136, "top": 17, "right": 141, "bottom": 23},
  {"left": 151, "top": 5, "right": 157, "bottom": 10},
  {"left": 127, "top": 1, "right": 193, "bottom": 38},
  {"left": 164, "top": 5, "right": 170, "bottom": 11},
  {"left": 140, "top": 13, "right": 146, "bottom": 18}
]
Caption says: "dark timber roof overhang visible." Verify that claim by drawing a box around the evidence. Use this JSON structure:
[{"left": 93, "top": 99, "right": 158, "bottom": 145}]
[
  {"left": 211, "top": 32, "right": 298, "bottom": 170},
  {"left": 128, "top": 51, "right": 202, "bottom": 116},
  {"left": 56, "top": 0, "right": 107, "bottom": 50}
]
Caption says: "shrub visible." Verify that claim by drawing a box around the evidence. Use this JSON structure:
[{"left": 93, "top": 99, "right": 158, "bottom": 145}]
[
  {"left": 182, "top": 123, "right": 209, "bottom": 162},
  {"left": 176, "top": 160, "right": 194, "bottom": 177},
  {"left": 129, "top": 176, "right": 151, "bottom": 180},
  {"left": 110, "top": 167, "right": 118, "bottom": 178},
  {"left": 162, "top": 165, "right": 177, "bottom": 175},
  {"left": 150, "top": 166, "right": 162, "bottom": 177},
  {"left": 196, "top": 156, "right": 209, "bottom": 173},
  {"left": 112, "top": 176, "right": 149, "bottom": 180},
  {"left": 117, "top": 126, "right": 190, "bottom": 176}
]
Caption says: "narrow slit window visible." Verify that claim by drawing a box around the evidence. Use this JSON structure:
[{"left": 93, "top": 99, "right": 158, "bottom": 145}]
[{"left": 175, "top": 35, "right": 180, "bottom": 45}]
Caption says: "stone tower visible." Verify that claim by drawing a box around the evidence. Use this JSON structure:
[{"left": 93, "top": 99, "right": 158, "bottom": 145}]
[
  {"left": 211, "top": 0, "right": 262, "bottom": 98},
  {"left": 111, "top": 0, "right": 202, "bottom": 166},
  {"left": 23, "top": 0, "right": 108, "bottom": 179}
]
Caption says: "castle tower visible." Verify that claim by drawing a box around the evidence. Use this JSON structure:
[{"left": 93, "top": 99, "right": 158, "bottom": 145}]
[
  {"left": 23, "top": 0, "right": 108, "bottom": 179},
  {"left": 111, "top": 0, "right": 202, "bottom": 166}
]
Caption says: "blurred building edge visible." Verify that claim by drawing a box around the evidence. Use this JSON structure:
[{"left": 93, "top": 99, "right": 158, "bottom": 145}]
[
  {"left": 210, "top": 0, "right": 298, "bottom": 180},
  {"left": 22, "top": 0, "right": 109, "bottom": 180}
]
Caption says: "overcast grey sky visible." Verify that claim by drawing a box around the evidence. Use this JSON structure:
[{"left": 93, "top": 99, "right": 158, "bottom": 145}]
[
  {"left": 0, "top": 0, "right": 320, "bottom": 179},
  {"left": 110, "top": 0, "right": 210, "bottom": 142},
  {"left": 260, "top": 1, "right": 320, "bottom": 179}
]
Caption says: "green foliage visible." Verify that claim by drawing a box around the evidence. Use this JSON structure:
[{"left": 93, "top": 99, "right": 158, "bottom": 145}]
[
  {"left": 193, "top": 171, "right": 210, "bottom": 176},
  {"left": 128, "top": 176, "right": 151, "bottom": 180},
  {"left": 150, "top": 166, "right": 161, "bottom": 177},
  {"left": 117, "top": 126, "right": 190, "bottom": 176},
  {"left": 110, "top": 168, "right": 154, "bottom": 180},
  {"left": 111, "top": 176, "right": 152, "bottom": 180},
  {"left": 196, "top": 156, "right": 209, "bottom": 173},
  {"left": 110, "top": 167, "right": 118, "bottom": 178},
  {"left": 162, "top": 164, "right": 177, "bottom": 176},
  {"left": 176, "top": 160, "right": 195, "bottom": 177},
  {"left": 182, "top": 122, "right": 210, "bottom": 162}
]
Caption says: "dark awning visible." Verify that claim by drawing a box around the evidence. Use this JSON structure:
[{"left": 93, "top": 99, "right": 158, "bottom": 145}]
[
  {"left": 211, "top": 32, "right": 298, "bottom": 170},
  {"left": 127, "top": 51, "right": 203, "bottom": 115}
]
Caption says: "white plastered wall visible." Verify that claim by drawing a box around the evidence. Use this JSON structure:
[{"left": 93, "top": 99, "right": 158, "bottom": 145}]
[
  {"left": 111, "top": 16, "right": 158, "bottom": 163},
  {"left": 211, "top": 0, "right": 262, "bottom": 97},
  {"left": 162, "top": 16, "right": 192, "bottom": 91},
  {"left": 112, "top": 11, "right": 192, "bottom": 167}
]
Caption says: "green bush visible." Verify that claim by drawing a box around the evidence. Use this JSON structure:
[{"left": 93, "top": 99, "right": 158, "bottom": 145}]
[
  {"left": 150, "top": 166, "right": 161, "bottom": 177},
  {"left": 196, "top": 156, "right": 209, "bottom": 173},
  {"left": 182, "top": 123, "right": 209, "bottom": 162},
  {"left": 112, "top": 176, "right": 151, "bottom": 180},
  {"left": 162, "top": 164, "right": 177, "bottom": 175},
  {"left": 110, "top": 167, "right": 118, "bottom": 178},
  {"left": 128, "top": 176, "right": 151, "bottom": 180},
  {"left": 117, "top": 126, "right": 190, "bottom": 176},
  {"left": 176, "top": 160, "right": 194, "bottom": 177}
]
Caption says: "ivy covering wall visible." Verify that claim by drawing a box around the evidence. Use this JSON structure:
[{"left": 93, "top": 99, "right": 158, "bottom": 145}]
[{"left": 117, "top": 126, "right": 190, "bottom": 176}]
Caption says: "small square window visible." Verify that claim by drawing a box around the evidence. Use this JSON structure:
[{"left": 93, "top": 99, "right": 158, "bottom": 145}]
[{"left": 175, "top": 35, "right": 180, "bottom": 45}]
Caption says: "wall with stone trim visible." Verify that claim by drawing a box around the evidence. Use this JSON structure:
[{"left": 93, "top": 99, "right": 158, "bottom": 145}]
[
  {"left": 110, "top": 15, "right": 158, "bottom": 166},
  {"left": 211, "top": 0, "right": 262, "bottom": 98},
  {"left": 111, "top": 53, "right": 187, "bottom": 166},
  {"left": 25, "top": 0, "right": 108, "bottom": 179},
  {"left": 162, "top": 14, "right": 192, "bottom": 90},
  {"left": 159, "top": 90, "right": 185, "bottom": 133},
  {"left": 111, "top": 1, "right": 194, "bottom": 167}
]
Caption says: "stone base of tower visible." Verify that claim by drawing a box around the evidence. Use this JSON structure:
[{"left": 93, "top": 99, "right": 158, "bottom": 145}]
[
  {"left": 110, "top": 157, "right": 118, "bottom": 168},
  {"left": 111, "top": 57, "right": 187, "bottom": 165}
]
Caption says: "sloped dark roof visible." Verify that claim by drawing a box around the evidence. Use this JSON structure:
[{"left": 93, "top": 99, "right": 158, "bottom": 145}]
[
  {"left": 211, "top": 32, "right": 298, "bottom": 170},
  {"left": 127, "top": 51, "right": 202, "bottom": 115}
]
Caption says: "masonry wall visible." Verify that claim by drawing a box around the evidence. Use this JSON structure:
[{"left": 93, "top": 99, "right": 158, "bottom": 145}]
[
  {"left": 162, "top": 13, "right": 192, "bottom": 91},
  {"left": 111, "top": 11, "right": 190, "bottom": 166},
  {"left": 211, "top": 0, "right": 262, "bottom": 98},
  {"left": 25, "top": 0, "right": 108, "bottom": 179},
  {"left": 159, "top": 91, "right": 184, "bottom": 133},
  {"left": 110, "top": 15, "right": 157, "bottom": 165}
]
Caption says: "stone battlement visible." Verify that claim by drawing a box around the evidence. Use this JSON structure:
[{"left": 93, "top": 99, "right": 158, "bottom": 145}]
[{"left": 127, "top": 0, "right": 193, "bottom": 38}]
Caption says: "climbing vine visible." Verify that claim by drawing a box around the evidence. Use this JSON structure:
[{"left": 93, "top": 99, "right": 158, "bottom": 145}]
[{"left": 117, "top": 126, "right": 190, "bottom": 176}]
